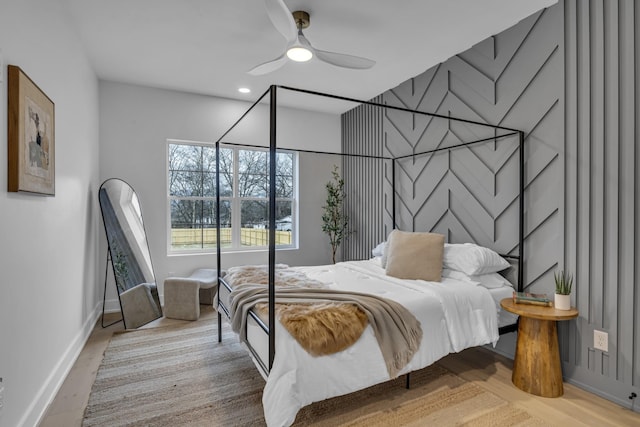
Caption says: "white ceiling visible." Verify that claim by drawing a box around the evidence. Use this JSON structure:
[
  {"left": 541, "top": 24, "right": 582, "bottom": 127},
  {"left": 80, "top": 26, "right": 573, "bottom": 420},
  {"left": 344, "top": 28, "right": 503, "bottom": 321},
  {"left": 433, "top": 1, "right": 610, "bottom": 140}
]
[{"left": 61, "top": 0, "right": 556, "bottom": 113}]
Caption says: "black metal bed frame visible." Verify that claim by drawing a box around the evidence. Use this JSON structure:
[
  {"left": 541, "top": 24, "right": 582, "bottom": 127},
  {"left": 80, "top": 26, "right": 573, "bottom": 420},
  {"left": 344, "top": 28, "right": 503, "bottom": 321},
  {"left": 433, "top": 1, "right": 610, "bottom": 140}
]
[{"left": 214, "top": 85, "right": 525, "bottom": 378}]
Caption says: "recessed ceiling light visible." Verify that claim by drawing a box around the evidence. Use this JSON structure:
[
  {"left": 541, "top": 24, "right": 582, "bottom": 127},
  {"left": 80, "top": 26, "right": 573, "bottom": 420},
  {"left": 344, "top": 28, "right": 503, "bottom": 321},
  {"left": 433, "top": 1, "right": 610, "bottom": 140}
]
[{"left": 238, "top": 87, "right": 251, "bottom": 94}]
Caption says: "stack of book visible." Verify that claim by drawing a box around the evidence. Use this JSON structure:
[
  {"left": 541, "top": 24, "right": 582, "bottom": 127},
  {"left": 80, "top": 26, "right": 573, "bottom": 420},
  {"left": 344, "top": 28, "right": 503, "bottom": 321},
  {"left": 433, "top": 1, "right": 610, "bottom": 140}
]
[{"left": 512, "top": 291, "right": 552, "bottom": 306}]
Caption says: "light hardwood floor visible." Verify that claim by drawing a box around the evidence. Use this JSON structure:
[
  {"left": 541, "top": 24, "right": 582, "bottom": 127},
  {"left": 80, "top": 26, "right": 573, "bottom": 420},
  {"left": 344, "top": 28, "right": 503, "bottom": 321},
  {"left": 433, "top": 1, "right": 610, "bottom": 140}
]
[{"left": 40, "top": 307, "right": 640, "bottom": 426}]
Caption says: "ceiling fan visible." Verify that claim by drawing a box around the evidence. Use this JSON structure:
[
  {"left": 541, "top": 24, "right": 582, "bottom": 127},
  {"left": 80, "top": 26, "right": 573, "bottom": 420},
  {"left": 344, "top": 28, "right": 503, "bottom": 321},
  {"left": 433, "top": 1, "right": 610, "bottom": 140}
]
[{"left": 248, "top": 0, "right": 376, "bottom": 75}]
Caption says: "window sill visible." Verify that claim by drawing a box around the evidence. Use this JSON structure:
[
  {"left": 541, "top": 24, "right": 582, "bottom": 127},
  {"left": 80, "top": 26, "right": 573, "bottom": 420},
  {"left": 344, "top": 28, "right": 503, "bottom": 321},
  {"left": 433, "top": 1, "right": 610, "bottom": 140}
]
[{"left": 167, "top": 246, "right": 299, "bottom": 257}]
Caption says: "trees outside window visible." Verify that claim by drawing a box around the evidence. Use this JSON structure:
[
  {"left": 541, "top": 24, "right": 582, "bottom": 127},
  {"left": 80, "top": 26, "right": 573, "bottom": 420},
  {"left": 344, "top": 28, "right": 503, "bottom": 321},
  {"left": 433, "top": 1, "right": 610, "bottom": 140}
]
[{"left": 168, "top": 141, "right": 296, "bottom": 252}]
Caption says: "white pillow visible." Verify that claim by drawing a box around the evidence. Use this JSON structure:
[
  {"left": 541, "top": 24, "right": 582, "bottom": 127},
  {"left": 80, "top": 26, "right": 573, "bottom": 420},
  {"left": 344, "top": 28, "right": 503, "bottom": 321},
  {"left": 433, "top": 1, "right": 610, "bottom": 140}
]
[
  {"left": 381, "top": 241, "right": 390, "bottom": 268},
  {"left": 442, "top": 268, "right": 513, "bottom": 289},
  {"left": 475, "top": 272, "right": 513, "bottom": 288},
  {"left": 371, "top": 241, "right": 386, "bottom": 258},
  {"left": 443, "top": 243, "right": 510, "bottom": 276}
]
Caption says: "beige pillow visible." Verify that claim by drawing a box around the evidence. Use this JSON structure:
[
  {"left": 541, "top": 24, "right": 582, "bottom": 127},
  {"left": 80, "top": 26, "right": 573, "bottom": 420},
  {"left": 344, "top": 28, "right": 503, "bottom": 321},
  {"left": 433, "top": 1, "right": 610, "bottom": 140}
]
[{"left": 385, "top": 230, "right": 445, "bottom": 281}]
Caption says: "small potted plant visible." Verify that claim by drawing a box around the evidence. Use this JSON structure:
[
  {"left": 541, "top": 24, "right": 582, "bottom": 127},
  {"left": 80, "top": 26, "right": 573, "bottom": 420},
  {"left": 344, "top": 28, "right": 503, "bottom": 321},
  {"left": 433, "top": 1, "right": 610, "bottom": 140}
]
[{"left": 554, "top": 270, "right": 573, "bottom": 310}]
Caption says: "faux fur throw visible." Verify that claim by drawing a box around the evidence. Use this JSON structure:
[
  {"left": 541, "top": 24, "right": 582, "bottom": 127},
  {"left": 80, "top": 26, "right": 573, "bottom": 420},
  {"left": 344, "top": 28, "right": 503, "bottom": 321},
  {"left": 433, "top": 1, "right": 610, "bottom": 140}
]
[
  {"left": 225, "top": 264, "right": 367, "bottom": 355},
  {"left": 255, "top": 302, "right": 368, "bottom": 356},
  {"left": 227, "top": 264, "right": 423, "bottom": 378}
]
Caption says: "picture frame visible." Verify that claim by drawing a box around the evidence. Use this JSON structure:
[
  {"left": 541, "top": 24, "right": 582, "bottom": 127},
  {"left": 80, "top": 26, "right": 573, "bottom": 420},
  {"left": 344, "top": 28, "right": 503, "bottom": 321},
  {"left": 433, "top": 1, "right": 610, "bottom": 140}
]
[{"left": 8, "top": 65, "right": 55, "bottom": 195}]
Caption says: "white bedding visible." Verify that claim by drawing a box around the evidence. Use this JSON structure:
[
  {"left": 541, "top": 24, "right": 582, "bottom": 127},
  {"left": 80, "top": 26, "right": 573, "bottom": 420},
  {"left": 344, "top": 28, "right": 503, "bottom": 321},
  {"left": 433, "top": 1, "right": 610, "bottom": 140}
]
[
  {"left": 225, "top": 258, "right": 503, "bottom": 426},
  {"left": 440, "top": 267, "right": 519, "bottom": 328}
]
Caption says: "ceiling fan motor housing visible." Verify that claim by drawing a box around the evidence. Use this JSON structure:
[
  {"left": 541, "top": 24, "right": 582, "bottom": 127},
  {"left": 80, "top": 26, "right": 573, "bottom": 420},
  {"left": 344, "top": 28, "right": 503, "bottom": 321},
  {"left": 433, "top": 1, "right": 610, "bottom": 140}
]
[{"left": 292, "top": 11, "right": 310, "bottom": 29}]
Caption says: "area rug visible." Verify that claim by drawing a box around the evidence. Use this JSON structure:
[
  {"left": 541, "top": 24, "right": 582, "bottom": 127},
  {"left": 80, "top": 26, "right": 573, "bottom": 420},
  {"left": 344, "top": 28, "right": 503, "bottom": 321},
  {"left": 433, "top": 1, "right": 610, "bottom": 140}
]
[{"left": 83, "top": 318, "right": 551, "bottom": 426}]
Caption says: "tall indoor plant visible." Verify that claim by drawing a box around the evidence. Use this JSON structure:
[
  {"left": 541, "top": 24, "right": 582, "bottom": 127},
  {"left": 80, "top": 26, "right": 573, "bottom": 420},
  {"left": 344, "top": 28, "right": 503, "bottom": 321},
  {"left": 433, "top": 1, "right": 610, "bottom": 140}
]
[{"left": 322, "top": 165, "right": 349, "bottom": 264}]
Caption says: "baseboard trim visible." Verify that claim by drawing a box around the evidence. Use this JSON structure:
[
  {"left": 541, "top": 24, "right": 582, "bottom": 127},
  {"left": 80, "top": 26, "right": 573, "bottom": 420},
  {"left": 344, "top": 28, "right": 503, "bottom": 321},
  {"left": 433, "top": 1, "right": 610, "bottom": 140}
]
[
  {"left": 20, "top": 301, "right": 102, "bottom": 427},
  {"left": 564, "top": 376, "right": 640, "bottom": 414},
  {"left": 485, "top": 345, "right": 515, "bottom": 360}
]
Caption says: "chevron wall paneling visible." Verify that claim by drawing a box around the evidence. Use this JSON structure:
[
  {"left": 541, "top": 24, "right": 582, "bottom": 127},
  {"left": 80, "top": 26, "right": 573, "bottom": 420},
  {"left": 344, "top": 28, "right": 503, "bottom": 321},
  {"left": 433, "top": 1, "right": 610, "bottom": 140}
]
[
  {"left": 381, "top": 4, "right": 563, "bottom": 290},
  {"left": 563, "top": 0, "right": 640, "bottom": 403},
  {"left": 342, "top": 0, "right": 640, "bottom": 409},
  {"left": 342, "top": 7, "right": 564, "bottom": 276}
]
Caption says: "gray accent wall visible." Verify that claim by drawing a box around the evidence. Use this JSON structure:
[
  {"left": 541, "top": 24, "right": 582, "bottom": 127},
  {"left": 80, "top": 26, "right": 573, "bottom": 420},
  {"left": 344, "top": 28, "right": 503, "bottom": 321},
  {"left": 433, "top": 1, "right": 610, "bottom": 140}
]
[
  {"left": 344, "top": 4, "right": 563, "bottom": 286},
  {"left": 342, "top": 95, "right": 386, "bottom": 261},
  {"left": 342, "top": 0, "right": 639, "bottom": 410},
  {"left": 562, "top": 0, "right": 640, "bottom": 404}
]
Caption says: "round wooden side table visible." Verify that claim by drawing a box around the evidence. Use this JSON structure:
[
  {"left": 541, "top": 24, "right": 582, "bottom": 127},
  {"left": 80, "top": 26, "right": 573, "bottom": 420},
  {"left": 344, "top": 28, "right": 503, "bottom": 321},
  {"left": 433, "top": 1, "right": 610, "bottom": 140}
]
[{"left": 500, "top": 298, "right": 579, "bottom": 398}]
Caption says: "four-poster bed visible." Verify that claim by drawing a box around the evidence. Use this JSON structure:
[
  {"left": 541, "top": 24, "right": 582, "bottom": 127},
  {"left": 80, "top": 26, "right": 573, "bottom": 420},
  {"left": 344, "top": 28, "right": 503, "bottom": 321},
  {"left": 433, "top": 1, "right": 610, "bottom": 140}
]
[{"left": 213, "top": 85, "right": 526, "bottom": 426}]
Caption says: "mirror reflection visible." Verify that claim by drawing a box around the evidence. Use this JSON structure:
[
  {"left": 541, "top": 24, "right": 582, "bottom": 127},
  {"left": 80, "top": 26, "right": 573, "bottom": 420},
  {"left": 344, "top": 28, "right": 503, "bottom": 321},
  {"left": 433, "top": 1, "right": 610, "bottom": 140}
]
[{"left": 99, "top": 178, "right": 162, "bottom": 328}]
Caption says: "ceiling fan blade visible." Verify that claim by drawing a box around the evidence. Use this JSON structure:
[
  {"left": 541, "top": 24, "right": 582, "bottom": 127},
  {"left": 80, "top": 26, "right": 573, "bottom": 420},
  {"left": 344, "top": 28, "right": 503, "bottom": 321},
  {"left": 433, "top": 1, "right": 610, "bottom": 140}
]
[
  {"left": 247, "top": 53, "right": 288, "bottom": 75},
  {"left": 298, "top": 32, "right": 312, "bottom": 48},
  {"left": 314, "top": 49, "right": 376, "bottom": 70},
  {"left": 264, "top": 0, "right": 297, "bottom": 44}
]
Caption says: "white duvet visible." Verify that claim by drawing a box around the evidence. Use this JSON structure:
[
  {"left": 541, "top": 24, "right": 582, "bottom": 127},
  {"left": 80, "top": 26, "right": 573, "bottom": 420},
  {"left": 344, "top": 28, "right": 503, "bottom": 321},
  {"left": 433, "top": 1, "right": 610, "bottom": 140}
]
[{"left": 241, "top": 259, "right": 499, "bottom": 427}]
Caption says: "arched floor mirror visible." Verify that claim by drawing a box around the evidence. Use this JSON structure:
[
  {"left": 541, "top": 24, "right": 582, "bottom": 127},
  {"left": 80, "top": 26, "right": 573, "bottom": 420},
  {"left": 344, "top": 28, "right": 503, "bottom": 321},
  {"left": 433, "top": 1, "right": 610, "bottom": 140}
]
[{"left": 99, "top": 178, "right": 162, "bottom": 328}]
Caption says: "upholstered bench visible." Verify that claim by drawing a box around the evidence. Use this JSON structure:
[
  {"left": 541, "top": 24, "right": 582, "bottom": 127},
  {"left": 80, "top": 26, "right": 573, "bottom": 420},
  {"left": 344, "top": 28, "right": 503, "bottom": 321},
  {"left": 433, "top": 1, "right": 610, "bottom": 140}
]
[{"left": 164, "top": 269, "right": 223, "bottom": 321}]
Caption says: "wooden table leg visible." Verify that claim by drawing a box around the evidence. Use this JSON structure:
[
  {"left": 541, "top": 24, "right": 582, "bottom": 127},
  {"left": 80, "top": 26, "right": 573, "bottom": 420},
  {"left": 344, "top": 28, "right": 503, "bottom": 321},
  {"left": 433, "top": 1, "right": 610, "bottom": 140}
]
[{"left": 512, "top": 316, "right": 564, "bottom": 397}]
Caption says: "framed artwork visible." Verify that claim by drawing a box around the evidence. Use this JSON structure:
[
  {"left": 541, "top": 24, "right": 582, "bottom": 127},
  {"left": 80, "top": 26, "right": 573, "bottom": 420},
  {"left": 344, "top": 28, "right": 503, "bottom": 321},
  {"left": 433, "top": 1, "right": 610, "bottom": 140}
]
[{"left": 8, "top": 65, "right": 55, "bottom": 195}]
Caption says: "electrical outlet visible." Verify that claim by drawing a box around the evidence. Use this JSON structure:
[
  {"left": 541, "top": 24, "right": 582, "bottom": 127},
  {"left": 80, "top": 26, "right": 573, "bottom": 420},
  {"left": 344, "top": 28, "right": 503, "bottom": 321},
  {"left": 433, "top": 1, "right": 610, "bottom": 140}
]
[{"left": 594, "top": 330, "right": 608, "bottom": 352}]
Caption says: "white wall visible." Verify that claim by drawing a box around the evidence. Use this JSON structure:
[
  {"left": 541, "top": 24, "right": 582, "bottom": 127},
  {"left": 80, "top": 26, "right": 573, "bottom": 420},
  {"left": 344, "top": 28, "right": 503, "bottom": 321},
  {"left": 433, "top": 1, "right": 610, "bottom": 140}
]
[
  {"left": 0, "top": 1, "right": 100, "bottom": 426},
  {"left": 99, "top": 81, "right": 341, "bottom": 308}
]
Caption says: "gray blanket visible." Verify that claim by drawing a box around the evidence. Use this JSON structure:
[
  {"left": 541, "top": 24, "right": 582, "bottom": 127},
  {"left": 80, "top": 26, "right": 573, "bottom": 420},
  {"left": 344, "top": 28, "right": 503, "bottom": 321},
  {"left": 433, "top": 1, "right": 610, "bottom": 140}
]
[{"left": 228, "top": 269, "right": 423, "bottom": 379}]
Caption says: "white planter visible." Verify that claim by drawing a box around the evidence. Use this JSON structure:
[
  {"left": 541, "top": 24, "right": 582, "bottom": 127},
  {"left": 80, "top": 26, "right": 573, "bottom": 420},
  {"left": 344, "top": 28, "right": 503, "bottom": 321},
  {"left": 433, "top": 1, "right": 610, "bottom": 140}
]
[{"left": 554, "top": 293, "right": 571, "bottom": 310}]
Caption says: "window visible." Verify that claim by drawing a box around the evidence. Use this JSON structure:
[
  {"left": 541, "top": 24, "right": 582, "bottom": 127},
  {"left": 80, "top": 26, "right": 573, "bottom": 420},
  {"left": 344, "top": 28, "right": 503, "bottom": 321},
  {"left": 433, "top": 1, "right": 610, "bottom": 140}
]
[{"left": 168, "top": 140, "right": 296, "bottom": 253}]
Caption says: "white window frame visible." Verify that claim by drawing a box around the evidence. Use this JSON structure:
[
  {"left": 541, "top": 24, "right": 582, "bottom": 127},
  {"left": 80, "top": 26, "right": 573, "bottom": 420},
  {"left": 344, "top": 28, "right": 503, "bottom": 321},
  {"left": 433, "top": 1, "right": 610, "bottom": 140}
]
[{"left": 166, "top": 139, "right": 298, "bottom": 254}]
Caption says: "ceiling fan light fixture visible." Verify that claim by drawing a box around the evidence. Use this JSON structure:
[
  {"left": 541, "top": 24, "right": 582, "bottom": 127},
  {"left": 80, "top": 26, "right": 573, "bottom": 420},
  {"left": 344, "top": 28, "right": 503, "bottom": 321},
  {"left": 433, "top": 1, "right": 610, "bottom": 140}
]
[
  {"left": 247, "top": 4, "right": 374, "bottom": 75},
  {"left": 286, "top": 46, "right": 312, "bottom": 62}
]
